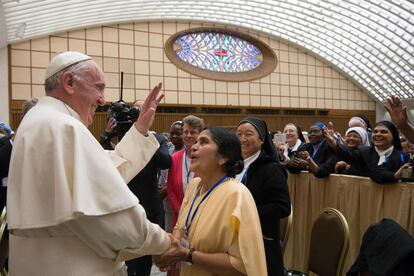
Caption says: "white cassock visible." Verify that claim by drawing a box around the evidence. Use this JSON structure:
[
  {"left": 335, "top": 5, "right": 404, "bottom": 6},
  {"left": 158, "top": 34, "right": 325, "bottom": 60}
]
[{"left": 7, "top": 96, "right": 170, "bottom": 276}]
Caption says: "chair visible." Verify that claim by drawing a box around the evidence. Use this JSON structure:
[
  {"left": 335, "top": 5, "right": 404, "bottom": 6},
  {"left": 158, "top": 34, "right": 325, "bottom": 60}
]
[
  {"left": 306, "top": 207, "right": 350, "bottom": 276},
  {"left": 0, "top": 207, "right": 7, "bottom": 276},
  {"left": 280, "top": 204, "right": 293, "bottom": 257}
]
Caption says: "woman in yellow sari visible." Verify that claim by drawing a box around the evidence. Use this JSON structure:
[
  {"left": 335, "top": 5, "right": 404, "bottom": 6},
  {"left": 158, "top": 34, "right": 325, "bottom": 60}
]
[{"left": 155, "top": 126, "right": 267, "bottom": 276}]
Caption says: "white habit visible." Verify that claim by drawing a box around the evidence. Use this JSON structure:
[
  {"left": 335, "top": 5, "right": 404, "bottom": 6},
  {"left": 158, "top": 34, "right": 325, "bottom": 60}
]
[{"left": 7, "top": 96, "right": 170, "bottom": 275}]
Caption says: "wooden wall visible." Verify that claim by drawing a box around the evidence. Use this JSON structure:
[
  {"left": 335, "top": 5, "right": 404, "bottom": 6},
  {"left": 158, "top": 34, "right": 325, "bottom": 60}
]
[{"left": 10, "top": 103, "right": 375, "bottom": 139}]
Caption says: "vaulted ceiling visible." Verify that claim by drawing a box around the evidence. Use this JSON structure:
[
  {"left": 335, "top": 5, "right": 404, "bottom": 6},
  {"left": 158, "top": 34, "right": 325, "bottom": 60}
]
[{"left": 1, "top": 0, "right": 413, "bottom": 102}]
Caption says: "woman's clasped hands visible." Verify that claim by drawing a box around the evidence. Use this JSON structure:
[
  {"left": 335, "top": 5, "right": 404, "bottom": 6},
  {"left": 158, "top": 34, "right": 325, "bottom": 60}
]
[{"left": 153, "top": 233, "right": 189, "bottom": 272}]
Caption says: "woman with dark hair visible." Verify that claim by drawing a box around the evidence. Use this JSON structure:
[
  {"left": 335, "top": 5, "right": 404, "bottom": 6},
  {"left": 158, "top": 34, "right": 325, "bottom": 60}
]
[
  {"left": 326, "top": 121, "right": 411, "bottom": 183},
  {"left": 155, "top": 126, "right": 267, "bottom": 275},
  {"left": 236, "top": 117, "right": 291, "bottom": 276},
  {"left": 292, "top": 122, "right": 336, "bottom": 177}
]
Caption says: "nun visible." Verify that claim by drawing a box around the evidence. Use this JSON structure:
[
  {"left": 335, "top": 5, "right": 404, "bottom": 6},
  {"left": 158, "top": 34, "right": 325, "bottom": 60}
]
[
  {"left": 326, "top": 121, "right": 411, "bottom": 183},
  {"left": 291, "top": 122, "right": 336, "bottom": 177},
  {"left": 236, "top": 117, "right": 291, "bottom": 276}
]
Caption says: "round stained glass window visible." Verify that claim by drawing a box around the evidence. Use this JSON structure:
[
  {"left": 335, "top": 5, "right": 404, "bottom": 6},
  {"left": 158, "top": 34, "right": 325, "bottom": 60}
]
[
  {"left": 165, "top": 28, "right": 277, "bottom": 82},
  {"left": 173, "top": 33, "right": 263, "bottom": 73}
]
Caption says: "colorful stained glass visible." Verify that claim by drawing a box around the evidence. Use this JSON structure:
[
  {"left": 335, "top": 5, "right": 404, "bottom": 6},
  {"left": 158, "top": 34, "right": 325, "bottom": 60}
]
[{"left": 173, "top": 32, "right": 263, "bottom": 72}]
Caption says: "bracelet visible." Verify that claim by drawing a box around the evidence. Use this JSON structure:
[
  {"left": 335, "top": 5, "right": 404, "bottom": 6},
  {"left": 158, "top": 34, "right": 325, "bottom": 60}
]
[{"left": 185, "top": 248, "right": 195, "bottom": 265}]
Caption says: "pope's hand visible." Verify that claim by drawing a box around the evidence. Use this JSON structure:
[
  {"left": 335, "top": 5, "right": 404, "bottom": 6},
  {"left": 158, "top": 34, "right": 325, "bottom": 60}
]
[
  {"left": 153, "top": 235, "right": 189, "bottom": 271},
  {"left": 135, "top": 83, "right": 164, "bottom": 135}
]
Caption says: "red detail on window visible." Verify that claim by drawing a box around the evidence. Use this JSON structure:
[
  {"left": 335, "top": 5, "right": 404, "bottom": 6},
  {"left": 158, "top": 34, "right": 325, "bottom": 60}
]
[{"left": 215, "top": 49, "right": 227, "bottom": 56}]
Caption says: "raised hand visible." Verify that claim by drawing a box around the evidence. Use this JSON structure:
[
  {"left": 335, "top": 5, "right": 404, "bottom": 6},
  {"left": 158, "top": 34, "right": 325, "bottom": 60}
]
[
  {"left": 384, "top": 96, "right": 408, "bottom": 129},
  {"left": 385, "top": 96, "right": 414, "bottom": 144},
  {"left": 135, "top": 82, "right": 164, "bottom": 135},
  {"left": 105, "top": 117, "right": 117, "bottom": 133},
  {"left": 327, "top": 121, "right": 335, "bottom": 137},
  {"left": 323, "top": 126, "right": 337, "bottom": 150}
]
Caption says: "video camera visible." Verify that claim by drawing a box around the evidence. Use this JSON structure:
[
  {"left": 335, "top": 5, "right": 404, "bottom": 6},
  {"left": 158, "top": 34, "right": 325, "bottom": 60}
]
[{"left": 107, "top": 72, "right": 140, "bottom": 139}]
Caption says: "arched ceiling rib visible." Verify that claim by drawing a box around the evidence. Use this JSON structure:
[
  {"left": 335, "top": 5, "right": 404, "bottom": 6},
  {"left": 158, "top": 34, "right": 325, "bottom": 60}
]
[{"left": 1, "top": 0, "right": 413, "bottom": 102}]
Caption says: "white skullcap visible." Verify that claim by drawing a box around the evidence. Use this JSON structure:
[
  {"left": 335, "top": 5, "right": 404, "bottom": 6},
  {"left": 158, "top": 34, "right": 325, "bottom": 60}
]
[
  {"left": 45, "top": 51, "right": 91, "bottom": 80},
  {"left": 346, "top": 126, "right": 370, "bottom": 147}
]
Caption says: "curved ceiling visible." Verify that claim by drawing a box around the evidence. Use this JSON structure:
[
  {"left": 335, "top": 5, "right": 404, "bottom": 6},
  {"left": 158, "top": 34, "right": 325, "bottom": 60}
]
[{"left": 1, "top": 0, "right": 413, "bottom": 102}]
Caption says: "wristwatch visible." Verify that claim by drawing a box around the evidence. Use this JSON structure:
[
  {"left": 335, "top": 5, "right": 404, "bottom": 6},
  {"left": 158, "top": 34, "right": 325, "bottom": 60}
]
[{"left": 185, "top": 248, "right": 195, "bottom": 266}]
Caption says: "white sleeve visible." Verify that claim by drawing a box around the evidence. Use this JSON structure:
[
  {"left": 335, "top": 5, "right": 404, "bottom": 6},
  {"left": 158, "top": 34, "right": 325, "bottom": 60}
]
[
  {"left": 64, "top": 204, "right": 170, "bottom": 262},
  {"left": 280, "top": 155, "right": 291, "bottom": 165},
  {"left": 107, "top": 127, "right": 160, "bottom": 184}
]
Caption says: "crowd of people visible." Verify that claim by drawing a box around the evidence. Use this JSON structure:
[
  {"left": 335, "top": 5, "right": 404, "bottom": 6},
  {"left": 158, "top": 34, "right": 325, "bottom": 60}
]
[
  {"left": 1, "top": 52, "right": 414, "bottom": 275},
  {"left": 275, "top": 114, "right": 414, "bottom": 184}
]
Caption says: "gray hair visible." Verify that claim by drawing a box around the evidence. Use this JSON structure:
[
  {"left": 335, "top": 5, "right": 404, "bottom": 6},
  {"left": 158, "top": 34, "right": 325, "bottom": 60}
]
[
  {"left": 183, "top": 115, "right": 205, "bottom": 131},
  {"left": 22, "top": 98, "right": 38, "bottom": 118},
  {"left": 44, "top": 61, "right": 90, "bottom": 93}
]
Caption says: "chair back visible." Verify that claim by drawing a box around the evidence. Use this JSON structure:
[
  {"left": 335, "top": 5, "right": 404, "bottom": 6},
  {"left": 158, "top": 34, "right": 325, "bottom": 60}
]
[
  {"left": 280, "top": 204, "right": 293, "bottom": 256},
  {"left": 307, "top": 207, "right": 349, "bottom": 276},
  {"left": 0, "top": 207, "right": 7, "bottom": 276}
]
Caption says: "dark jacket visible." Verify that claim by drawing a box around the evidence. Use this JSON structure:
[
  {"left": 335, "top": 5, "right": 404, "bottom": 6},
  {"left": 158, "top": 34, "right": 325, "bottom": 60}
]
[
  {"left": 0, "top": 136, "right": 13, "bottom": 210},
  {"left": 127, "top": 134, "right": 171, "bottom": 222},
  {"left": 290, "top": 140, "right": 335, "bottom": 177},
  {"left": 245, "top": 150, "right": 291, "bottom": 276},
  {"left": 347, "top": 218, "right": 414, "bottom": 276},
  {"left": 335, "top": 143, "right": 408, "bottom": 184}
]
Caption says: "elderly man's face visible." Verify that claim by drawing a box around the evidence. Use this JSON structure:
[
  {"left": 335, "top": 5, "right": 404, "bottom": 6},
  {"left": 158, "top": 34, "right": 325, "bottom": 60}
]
[{"left": 72, "top": 61, "right": 106, "bottom": 126}]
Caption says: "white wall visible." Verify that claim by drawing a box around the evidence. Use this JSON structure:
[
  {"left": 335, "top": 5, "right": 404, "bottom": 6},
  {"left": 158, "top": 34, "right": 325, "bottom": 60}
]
[{"left": 0, "top": 46, "right": 9, "bottom": 124}]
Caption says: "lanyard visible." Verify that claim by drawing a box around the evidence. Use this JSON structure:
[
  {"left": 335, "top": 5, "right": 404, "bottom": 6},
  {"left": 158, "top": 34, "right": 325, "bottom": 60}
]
[
  {"left": 240, "top": 170, "right": 247, "bottom": 184},
  {"left": 185, "top": 175, "right": 227, "bottom": 233},
  {"left": 184, "top": 151, "right": 191, "bottom": 183}
]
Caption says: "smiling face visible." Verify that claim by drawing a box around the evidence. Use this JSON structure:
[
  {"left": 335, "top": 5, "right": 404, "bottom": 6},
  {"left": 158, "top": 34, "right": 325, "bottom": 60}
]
[
  {"left": 308, "top": 126, "right": 324, "bottom": 144},
  {"left": 236, "top": 122, "right": 263, "bottom": 159},
  {"left": 70, "top": 61, "right": 106, "bottom": 126},
  {"left": 284, "top": 124, "right": 299, "bottom": 146},
  {"left": 345, "top": 131, "right": 363, "bottom": 149},
  {"left": 170, "top": 124, "right": 184, "bottom": 149},
  {"left": 183, "top": 123, "right": 201, "bottom": 150},
  {"left": 372, "top": 124, "right": 393, "bottom": 150},
  {"left": 190, "top": 130, "right": 223, "bottom": 175}
]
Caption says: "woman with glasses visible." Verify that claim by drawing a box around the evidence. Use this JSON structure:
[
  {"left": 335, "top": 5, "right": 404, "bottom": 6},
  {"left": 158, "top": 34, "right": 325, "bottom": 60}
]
[{"left": 236, "top": 117, "right": 291, "bottom": 276}]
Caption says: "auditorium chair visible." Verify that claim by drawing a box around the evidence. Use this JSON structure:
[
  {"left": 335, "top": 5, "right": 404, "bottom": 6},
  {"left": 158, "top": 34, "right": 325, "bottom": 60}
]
[
  {"left": 0, "top": 207, "right": 7, "bottom": 276},
  {"left": 307, "top": 207, "right": 350, "bottom": 276},
  {"left": 286, "top": 207, "right": 349, "bottom": 276}
]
